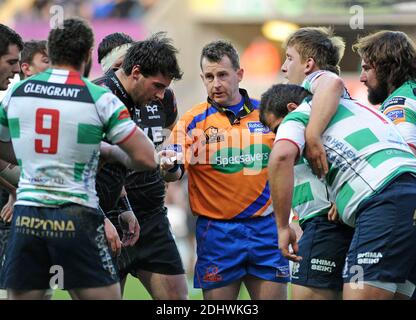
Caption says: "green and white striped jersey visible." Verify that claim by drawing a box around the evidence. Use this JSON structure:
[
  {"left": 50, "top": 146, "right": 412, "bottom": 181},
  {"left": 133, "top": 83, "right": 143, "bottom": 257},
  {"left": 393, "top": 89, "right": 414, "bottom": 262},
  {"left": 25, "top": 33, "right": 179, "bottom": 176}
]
[
  {"left": 276, "top": 96, "right": 416, "bottom": 227},
  {"left": 302, "top": 70, "right": 351, "bottom": 99},
  {"left": 291, "top": 156, "right": 331, "bottom": 225},
  {"left": 380, "top": 80, "right": 416, "bottom": 150},
  {"left": 0, "top": 68, "right": 136, "bottom": 208}
]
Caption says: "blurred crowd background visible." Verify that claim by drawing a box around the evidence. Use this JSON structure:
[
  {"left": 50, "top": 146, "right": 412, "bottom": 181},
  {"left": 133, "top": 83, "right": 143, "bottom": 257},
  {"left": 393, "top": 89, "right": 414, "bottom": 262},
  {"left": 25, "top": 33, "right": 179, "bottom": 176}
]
[{"left": 1, "top": 0, "right": 416, "bottom": 297}]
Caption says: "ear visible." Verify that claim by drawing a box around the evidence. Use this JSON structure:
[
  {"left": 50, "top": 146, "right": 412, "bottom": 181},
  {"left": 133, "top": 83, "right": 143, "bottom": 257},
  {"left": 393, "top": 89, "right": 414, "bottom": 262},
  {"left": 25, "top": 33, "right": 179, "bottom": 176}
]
[
  {"left": 20, "top": 62, "right": 31, "bottom": 77},
  {"left": 287, "top": 102, "right": 298, "bottom": 112},
  {"left": 131, "top": 65, "right": 141, "bottom": 80},
  {"left": 304, "top": 57, "right": 316, "bottom": 74},
  {"left": 236, "top": 68, "right": 244, "bottom": 82}
]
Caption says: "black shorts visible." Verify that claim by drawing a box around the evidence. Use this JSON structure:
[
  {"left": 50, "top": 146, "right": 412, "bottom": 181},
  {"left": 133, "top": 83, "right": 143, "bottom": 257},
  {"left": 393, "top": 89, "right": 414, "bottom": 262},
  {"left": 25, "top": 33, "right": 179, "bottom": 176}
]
[
  {"left": 114, "top": 208, "right": 185, "bottom": 279},
  {"left": 0, "top": 222, "right": 11, "bottom": 290},
  {"left": 0, "top": 205, "right": 119, "bottom": 290},
  {"left": 291, "top": 216, "right": 354, "bottom": 291}
]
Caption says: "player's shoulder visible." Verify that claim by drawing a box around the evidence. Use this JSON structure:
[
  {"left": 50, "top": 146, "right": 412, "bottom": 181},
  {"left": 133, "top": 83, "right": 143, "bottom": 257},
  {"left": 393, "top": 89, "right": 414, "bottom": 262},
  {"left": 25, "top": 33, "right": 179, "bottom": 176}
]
[{"left": 83, "top": 77, "right": 113, "bottom": 103}]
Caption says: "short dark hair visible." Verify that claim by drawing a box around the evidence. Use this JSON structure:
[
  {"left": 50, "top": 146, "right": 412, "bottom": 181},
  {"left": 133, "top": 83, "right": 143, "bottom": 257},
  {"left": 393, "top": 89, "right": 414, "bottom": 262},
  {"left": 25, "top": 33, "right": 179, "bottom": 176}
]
[
  {"left": 122, "top": 32, "right": 182, "bottom": 80},
  {"left": 21, "top": 40, "right": 48, "bottom": 65},
  {"left": 0, "top": 24, "right": 23, "bottom": 57},
  {"left": 259, "top": 84, "right": 312, "bottom": 126},
  {"left": 47, "top": 18, "right": 94, "bottom": 69},
  {"left": 97, "top": 32, "right": 133, "bottom": 64},
  {"left": 200, "top": 40, "right": 240, "bottom": 70}
]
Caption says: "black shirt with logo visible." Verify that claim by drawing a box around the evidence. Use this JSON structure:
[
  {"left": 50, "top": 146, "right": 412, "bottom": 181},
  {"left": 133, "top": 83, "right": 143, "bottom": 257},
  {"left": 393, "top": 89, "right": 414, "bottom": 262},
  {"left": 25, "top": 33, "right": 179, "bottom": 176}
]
[{"left": 94, "top": 70, "right": 177, "bottom": 217}]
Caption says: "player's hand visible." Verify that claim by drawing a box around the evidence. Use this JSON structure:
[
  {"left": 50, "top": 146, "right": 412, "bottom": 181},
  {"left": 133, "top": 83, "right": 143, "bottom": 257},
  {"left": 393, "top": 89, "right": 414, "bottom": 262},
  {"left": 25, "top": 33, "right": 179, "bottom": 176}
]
[
  {"left": 305, "top": 134, "right": 328, "bottom": 178},
  {"left": 118, "top": 210, "right": 140, "bottom": 247},
  {"left": 158, "top": 149, "right": 180, "bottom": 171},
  {"left": 278, "top": 225, "right": 302, "bottom": 262},
  {"left": 104, "top": 217, "right": 122, "bottom": 256},
  {"left": 328, "top": 203, "right": 340, "bottom": 223},
  {"left": 0, "top": 192, "right": 16, "bottom": 223}
]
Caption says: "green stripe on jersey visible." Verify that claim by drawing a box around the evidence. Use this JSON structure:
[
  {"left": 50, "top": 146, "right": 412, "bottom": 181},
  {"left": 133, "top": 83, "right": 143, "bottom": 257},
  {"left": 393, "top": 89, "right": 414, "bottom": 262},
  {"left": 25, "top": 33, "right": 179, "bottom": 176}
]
[
  {"left": 77, "top": 124, "right": 103, "bottom": 144},
  {"left": 365, "top": 149, "right": 416, "bottom": 168},
  {"left": 84, "top": 79, "right": 109, "bottom": 103},
  {"left": 326, "top": 166, "right": 339, "bottom": 187},
  {"left": 0, "top": 107, "right": 7, "bottom": 126},
  {"left": 336, "top": 182, "right": 355, "bottom": 216},
  {"left": 292, "top": 181, "right": 314, "bottom": 207},
  {"left": 282, "top": 111, "right": 309, "bottom": 126},
  {"left": 8, "top": 118, "right": 20, "bottom": 138},
  {"left": 18, "top": 197, "right": 74, "bottom": 206},
  {"left": 17, "top": 188, "right": 89, "bottom": 201},
  {"left": 32, "top": 69, "right": 52, "bottom": 82},
  {"left": 345, "top": 128, "right": 379, "bottom": 151},
  {"left": 105, "top": 106, "right": 130, "bottom": 133},
  {"left": 405, "top": 107, "right": 416, "bottom": 125},
  {"left": 327, "top": 104, "right": 355, "bottom": 128},
  {"left": 74, "top": 163, "right": 86, "bottom": 181}
]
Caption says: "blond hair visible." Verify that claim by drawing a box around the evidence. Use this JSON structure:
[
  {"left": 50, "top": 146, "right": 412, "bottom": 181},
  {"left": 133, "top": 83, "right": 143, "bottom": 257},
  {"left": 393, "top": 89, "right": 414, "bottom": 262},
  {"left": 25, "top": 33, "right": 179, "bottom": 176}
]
[{"left": 285, "top": 27, "right": 345, "bottom": 75}]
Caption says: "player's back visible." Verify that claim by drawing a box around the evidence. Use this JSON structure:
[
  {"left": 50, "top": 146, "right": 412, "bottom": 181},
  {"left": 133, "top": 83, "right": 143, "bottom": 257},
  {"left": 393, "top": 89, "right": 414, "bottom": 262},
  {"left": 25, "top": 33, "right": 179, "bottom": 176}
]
[{"left": 0, "top": 68, "right": 134, "bottom": 209}]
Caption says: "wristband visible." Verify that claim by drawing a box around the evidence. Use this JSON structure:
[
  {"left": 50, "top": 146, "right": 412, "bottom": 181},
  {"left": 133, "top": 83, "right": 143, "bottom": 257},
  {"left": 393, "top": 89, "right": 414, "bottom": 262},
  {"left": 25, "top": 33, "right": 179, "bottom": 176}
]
[{"left": 168, "top": 162, "right": 180, "bottom": 173}]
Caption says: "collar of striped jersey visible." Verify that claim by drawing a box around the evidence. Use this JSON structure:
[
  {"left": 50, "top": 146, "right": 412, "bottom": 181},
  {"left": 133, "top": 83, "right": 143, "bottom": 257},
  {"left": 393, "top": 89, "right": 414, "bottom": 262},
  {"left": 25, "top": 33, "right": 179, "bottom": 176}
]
[{"left": 207, "top": 88, "right": 254, "bottom": 125}]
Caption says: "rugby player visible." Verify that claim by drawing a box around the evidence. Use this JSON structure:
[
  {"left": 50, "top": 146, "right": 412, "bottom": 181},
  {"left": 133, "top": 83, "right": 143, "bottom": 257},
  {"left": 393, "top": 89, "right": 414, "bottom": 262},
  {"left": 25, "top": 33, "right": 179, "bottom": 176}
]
[
  {"left": 94, "top": 32, "right": 188, "bottom": 299},
  {"left": 0, "top": 18, "right": 156, "bottom": 300}
]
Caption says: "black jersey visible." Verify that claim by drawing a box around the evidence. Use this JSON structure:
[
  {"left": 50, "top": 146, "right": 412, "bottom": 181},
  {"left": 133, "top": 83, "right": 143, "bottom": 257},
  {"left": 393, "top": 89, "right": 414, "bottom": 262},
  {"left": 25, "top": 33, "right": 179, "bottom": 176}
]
[{"left": 94, "top": 70, "right": 178, "bottom": 216}]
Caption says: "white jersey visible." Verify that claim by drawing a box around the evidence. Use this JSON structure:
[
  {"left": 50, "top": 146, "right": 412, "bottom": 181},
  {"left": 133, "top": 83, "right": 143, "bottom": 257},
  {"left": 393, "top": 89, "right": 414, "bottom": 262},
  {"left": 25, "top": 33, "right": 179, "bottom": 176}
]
[
  {"left": 276, "top": 96, "right": 416, "bottom": 227},
  {"left": 380, "top": 80, "right": 416, "bottom": 149},
  {"left": 302, "top": 70, "right": 351, "bottom": 99},
  {"left": 0, "top": 68, "right": 136, "bottom": 208}
]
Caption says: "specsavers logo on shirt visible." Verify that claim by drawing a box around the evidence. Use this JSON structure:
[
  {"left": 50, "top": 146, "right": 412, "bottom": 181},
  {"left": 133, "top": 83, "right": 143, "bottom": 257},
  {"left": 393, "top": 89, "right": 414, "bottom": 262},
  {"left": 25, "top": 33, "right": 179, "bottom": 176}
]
[{"left": 211, "top": 144, "right": 271, "bottom": 174}]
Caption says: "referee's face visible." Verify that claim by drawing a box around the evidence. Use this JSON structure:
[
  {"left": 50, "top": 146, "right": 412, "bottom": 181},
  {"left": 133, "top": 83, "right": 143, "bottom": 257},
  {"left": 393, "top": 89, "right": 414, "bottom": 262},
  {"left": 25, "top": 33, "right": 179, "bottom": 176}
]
[{"left": 200, "top": 55, "right": 243, "bottom": 107}]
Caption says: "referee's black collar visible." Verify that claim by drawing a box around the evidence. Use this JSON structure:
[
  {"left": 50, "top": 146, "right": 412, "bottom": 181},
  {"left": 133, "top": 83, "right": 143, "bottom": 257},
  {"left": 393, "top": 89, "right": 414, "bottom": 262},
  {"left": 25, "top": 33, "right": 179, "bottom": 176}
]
[{"left": 207, "top": 88, "right": 254, "bottom": 125}]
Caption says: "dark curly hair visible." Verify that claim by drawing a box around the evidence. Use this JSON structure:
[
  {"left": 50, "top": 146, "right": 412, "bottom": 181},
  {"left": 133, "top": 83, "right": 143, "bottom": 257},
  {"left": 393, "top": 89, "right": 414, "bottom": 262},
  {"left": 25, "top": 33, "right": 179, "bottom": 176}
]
[
  {"left": 0, "top": 24, "right": 23, "bottom": 57},
  {"left": 48, "top": 18, "right": 94, "bottom": 69},
  {"left": 122, "top": 32, "right": 182, "bottom": 80},
  {"left": 353, "top": 30, "right": 416, "bottom": 94}
]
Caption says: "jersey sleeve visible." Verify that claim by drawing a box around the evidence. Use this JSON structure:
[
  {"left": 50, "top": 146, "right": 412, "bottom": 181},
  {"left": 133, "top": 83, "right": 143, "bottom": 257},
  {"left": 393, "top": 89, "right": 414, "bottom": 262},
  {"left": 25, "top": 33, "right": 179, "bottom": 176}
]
[
  {"left": 162, "top": 88, "right": 178, "bottom": 128},
  {"left": 382, "top": 97, "right": 416, "bottom": 149},
  {"left": 96, "top": 91, "right": 137, "bottom": 144},
  {"left": 275, "top": 111, "right": 308, "bottom": 156},
  {"left": 0, "top": 87, "right": 14, "bottom": 142}
]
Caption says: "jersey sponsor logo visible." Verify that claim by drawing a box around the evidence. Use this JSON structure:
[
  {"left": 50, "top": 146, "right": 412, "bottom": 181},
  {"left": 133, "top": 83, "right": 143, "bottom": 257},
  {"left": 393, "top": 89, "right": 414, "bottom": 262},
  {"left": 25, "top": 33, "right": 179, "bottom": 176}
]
[
  {"left": 383, "top": 97, "right": 406, "bottom": 109},
  {"left": 203, "top": 126, "right": 225, "bottom": 145},
  {"left": 357, "top": 252, "right": 382, "bottom": 265},
  {"left": 211, "top": 144, "right": 270, "bottom": 174},
  {"left": 146, "top": 104, "right": 161, "bottom": 120},
  {"left": 276, "top": 265, "right": 290, "bottom": 278},
  {"left": 310, "top": 258, "right": 336, "bottom": 273},
  {"left": 165, "top": 144, "right": 182, "bottom": 153},
  {"left": 385, "top": 108, "right": 405, "bottom": 123},
  {"left": 23, "top": 83, "right": 81, "bottom": 98},
  {"left": 203, "top": 265, "right": 223, "bottom": 282},
  {"left": 247, "top": 121, "right": 271, "bottom": 134},
  {"left": 15, "top": 215, "right": 76, "bottom": 238}
]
